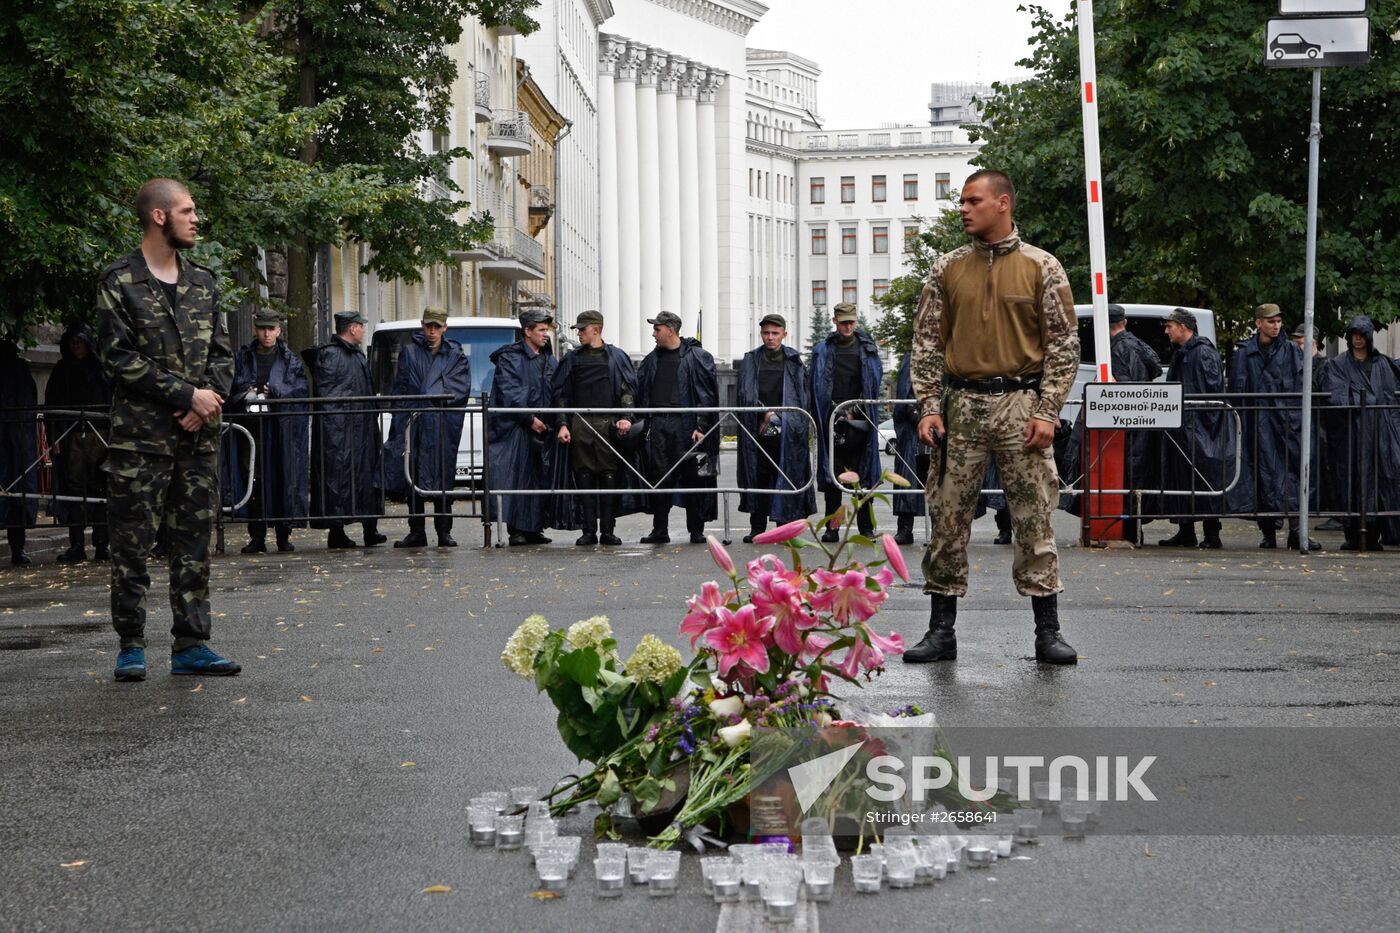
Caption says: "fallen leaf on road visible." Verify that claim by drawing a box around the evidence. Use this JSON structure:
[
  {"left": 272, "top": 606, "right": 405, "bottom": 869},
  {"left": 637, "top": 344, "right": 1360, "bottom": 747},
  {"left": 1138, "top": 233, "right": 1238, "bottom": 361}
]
[
  {"left": 529, "top": 891, "right": 560, "bottom": 901},
  {"left": 233, "top": 697, "right": 248, "bottom": 705},
  {"left": 1143, "top": 844, "right": 1155, "bottom": 858},
  {"left": 190, "top": 684, "right": 204, "bottom": 693},
  {"left": 60, "top": 860, "right": 88, "bottom": 868},
  {"left": 421, "top": 885, "right": 451, "bottom": 894},
  {"left": 1161, "top": 589, "right": 1175, "bottom": 596},
  {"left": 300, "top": 695, "right": 313, "bottom": 702},
  {"left": 401, "top": 761, "right": 416, "bottom": 768}
]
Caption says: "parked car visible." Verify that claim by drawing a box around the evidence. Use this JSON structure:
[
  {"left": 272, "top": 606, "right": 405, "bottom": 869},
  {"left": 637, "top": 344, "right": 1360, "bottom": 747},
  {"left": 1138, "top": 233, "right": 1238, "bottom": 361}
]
[
  {"left": 1060, "top": 303, "right": 1217, "bottom": 425},
  {"left": 368, "top": 316, "right": 522, "bottom": 489},
  {"left": 878, "top": 418, "right": 897, "bottom": 455}
]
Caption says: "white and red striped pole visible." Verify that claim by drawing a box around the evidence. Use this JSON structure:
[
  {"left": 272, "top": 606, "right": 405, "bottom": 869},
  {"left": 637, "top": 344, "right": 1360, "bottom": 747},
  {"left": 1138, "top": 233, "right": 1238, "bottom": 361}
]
[{"left": 1077, "top": 0, "right": 1112, "bottom": 384}]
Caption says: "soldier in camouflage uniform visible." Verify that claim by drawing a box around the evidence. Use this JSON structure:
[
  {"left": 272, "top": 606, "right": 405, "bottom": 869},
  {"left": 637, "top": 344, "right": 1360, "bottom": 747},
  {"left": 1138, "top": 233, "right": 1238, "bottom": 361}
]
[
  {"left": 96, "top": 179, "right": 240, "bottom": 682},
  {"left": 906, "top": 169, "right": 1079, "bottom": 665}
]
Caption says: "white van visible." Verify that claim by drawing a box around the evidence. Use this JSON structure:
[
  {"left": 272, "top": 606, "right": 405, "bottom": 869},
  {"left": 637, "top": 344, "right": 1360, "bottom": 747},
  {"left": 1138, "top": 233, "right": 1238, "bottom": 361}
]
[
  {"left": 368, "top": 316, "right": 522, "bottom": 489},
  {"left": 1060, "top": 304, "right": 1217, "bottom": 424}
]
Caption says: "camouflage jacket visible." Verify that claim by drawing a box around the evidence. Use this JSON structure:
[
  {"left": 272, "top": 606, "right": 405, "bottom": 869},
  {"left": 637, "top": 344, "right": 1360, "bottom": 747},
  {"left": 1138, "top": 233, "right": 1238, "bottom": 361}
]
[
  {"left": 912, "top": 227, "right": 1079, "bottom": 424},
  {"left": 95, "top": 248, "right": 234, "bottom": 456}
]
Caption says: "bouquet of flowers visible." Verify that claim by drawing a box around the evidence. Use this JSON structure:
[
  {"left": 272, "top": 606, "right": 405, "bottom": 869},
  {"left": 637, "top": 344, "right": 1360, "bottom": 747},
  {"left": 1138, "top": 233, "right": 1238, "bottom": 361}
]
[{"left": 502, "top": 470, "right": 919, "bottom": 847}]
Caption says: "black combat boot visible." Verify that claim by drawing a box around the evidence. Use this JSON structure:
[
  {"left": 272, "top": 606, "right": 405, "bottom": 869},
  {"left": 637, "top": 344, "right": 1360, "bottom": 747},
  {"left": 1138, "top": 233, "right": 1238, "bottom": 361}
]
[
  {"left": 1258, "top": 521, "right": 1278, "bottom": 549},
  {"left": 1157, "top": 524, "right": 1197, "bottom": 547},
  {"left": 903, "top": 595, "right": 957, "bottom": 663},
  {"left": 993, "top": 508, "right": 1012, "bottom": 545},
  {"left": 598, "top": 473, "right": 622, "bottom": 546},
  {"left": 894, "top": 514, "right": 915, "bottom": 546},
  {"left": 575, "top": 472, "right": 598, "bottom": 546},
  {"left": 1032, "top": 594, "right": 1077, "bottom": 664}
]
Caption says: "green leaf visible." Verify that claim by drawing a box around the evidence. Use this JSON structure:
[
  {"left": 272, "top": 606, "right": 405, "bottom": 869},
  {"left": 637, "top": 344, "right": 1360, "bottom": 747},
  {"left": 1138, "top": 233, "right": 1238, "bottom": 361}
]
[
  {"left": 597, "top": 769, "right": 622, "bottom": 807},
  {"left": 558, "top": 648, "right": 602, "bottom": 688}
]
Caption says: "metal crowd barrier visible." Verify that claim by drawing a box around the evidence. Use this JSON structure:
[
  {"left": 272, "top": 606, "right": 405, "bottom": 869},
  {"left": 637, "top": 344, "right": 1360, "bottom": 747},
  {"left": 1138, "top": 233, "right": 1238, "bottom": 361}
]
[{"left": 476, "top": 405, "right": 819, "bottom": 546}]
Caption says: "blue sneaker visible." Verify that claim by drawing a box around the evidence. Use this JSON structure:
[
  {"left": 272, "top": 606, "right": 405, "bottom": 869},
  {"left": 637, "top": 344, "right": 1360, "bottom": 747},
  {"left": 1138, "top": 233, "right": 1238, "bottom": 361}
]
[
  {"left": 171, "top": 644, "right": 241, "bottom": 676},
  {"left": 114, "top": 647, "right": 147, "bottom": 682}
]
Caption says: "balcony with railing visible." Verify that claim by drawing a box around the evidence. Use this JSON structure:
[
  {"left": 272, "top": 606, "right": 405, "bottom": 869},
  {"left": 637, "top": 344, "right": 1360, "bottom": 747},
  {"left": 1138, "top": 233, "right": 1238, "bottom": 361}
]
[
  {"left": 481, "top": 225, "right": 546, "bottom": 281},
  {"left": 474, "top": 73, "right": 492, "bottom": 124},
  {"left": 486, "top": 110, "right": 532, "bottom": 157},
  {"left": 527, "top": 184, "right": 554, "bottom": 236}
]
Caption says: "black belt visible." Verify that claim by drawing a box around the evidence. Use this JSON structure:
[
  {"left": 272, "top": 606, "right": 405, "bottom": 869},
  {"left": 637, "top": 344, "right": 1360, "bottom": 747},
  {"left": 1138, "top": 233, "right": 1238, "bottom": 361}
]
[{"left": 946, "top": 374, "right": 1042, "bottom": 394}]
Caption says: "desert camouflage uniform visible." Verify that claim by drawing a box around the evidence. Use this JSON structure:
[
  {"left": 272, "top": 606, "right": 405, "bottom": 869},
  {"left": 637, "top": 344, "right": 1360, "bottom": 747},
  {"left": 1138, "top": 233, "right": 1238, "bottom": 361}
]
[
  {"left": 96, "top": 248, "right": 234, "bottom": 649},
  {"left": 912, "top": 228, "right": 1079, "bottom": 597}
]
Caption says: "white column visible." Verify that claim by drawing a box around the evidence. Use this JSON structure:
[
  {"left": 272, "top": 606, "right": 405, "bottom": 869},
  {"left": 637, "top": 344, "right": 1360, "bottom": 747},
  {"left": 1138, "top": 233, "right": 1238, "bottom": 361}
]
[
  {"left": 613, "top": 43, "right": 643, "bottom": 354},
  {"left": 597, "top": 36, "right": 624, "bottom": 323},
  {"left": 657, "top": 57, "right": 685, "bottom": 322},
  {"left": 636, "top": 49, "right": 664, "bottom": 348},
  {"left": 677, "top": 67, "right": 702, "bottom": 338},
  {"left": 696, "top": 73, "right": 721, "bottom": 349}
]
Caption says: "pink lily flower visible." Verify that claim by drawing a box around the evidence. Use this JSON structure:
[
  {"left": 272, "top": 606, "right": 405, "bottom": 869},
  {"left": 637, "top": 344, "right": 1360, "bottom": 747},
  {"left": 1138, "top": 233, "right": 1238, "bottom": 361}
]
[
  {"left": 704, "top": 605, "right": 774, "bottom": 679},
  {"left": 880, "top": 533, "right": 910, "bottom": 582},
  {"left": 837, "top": 470, "right": 861, "bottom": 486},
  {"left": 751, "top": 571, "right": 820, "bottom": 655},
  {"left": 680, "top": 581, "right": 733, "bottom": 648},
  {"left": 835, "top": 624, "right": 904, "bottom": 678},
  {"left": 753, "top": 519, "right": 808, "bottom": 545},
  {"left": 800, "top": 632, "right": 835, "bottom": 665},
  {"left": 809, "top": 566, "right": 891, "bottom": 624},
  {"left": 707, "top": 535, "right": 735, "bottom": 575}
]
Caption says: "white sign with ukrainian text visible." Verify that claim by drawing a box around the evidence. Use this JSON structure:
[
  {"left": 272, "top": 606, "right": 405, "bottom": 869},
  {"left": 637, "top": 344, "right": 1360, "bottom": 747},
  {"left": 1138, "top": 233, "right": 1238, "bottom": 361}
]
[{"left": 1085, "top": 383, "right": 1182, "bottom": 430}]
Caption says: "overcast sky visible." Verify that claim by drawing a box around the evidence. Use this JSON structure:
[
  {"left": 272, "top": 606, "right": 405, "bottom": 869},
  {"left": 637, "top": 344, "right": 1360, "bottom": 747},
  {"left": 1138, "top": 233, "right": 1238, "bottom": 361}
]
[{"left": 746, "top": 0, "right": 1074, "bottom": 128}]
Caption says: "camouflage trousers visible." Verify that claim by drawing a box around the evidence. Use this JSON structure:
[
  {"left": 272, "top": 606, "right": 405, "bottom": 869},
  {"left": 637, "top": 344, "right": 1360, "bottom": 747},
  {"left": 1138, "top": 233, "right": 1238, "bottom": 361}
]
[
  {"left": 105, "top": 445, "right": 217, "bottom": 649},
  {"left": 921, "top": 389, "right": 1063, "bottom": 598}
]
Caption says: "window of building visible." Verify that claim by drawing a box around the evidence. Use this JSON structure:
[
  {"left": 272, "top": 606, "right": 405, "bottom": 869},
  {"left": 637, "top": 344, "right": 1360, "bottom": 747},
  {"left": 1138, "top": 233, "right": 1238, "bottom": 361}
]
[
  {"left": 903, "top": 224, "right": 920, "bottom": 252},
  {"left": 840, "top": 176, "right": 855, "bottom": 203},
  {"left": 810, "top": 177, "right": 825, "bottom": 204},
  {"left": 900, "top": 131, "right": 921, "bottom": 146},
  {"left": 837, "top": 134, "right": 858, "bottom": 149},
  {"left": 873, "top": 278, "right": 890, "bottom": 299},
  {"left": 903, "top": 173, "right": 919, "bottom": 200},
  {"left": 841, "top": 226, "right": 857, "bottom": 254},
  {"left": 871, "top": 175, "right": 886, "bottom": 202},
  {"left": 812, "top": 280, "right": 827, "bottom": 307},
  {"left": 936, "top": 172, "right": 951, "bottom": 200},
  {"left": 870, "top": 133, "right": 890, "bottom": 148},
  {"left": 811, "top": 227, "right": 827, "bottom": 255},
  {"left": 872, "top": 225, "right": 888, "bottom": 254},
  {"left": 748, "top": 168, "right": 753, "bottom": 196},
  {"left": 809, "top": 134, "right": 827, "bottom": 149},
  {"left": 842, "top": 280, "right": 857, "bottom": 304}
]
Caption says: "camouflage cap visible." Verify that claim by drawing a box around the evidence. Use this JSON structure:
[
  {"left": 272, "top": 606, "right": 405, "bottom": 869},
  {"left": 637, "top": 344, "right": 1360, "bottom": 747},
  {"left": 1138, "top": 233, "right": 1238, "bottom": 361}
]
[
  {"left": 1253, "top": 303, "right": 1283, "bottom": 320},
  {"left": 759, "top": 313, "right": 787, "bottom": 329},
  {"left": 1107, "top": 303, "right": 1126, "bottom": 323},
  {"left": 572, "top": 310, "right": 604, "bottom": 330},
  {"left": 253, "top": 308, "right": 282, "bottom": 328},
  {"left": 1166, "top": 308, "right": 1198, "bottom": 332},
  {"left": 421, "top": 306, "right": 449, "bottom": 326},
  {"left": 832, "top": 302, "right": 858, "bottom": 322},
  {"left": 334, "top": 310, "right": 368, "bottom": 330},
  {"left": 519, "top": 308, "right": 554, "bottom": 327},
  {"left": 1292, "top": 322, "right": 1320, "bottom": 341},
  {"left": 647, "top": 311, "right": 683, "bottom": 331}
]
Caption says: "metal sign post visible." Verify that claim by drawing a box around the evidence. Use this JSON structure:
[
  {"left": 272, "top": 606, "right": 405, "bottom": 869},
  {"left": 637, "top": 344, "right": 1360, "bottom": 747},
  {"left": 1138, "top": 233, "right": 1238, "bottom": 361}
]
[
  {"left": 1267, "top": 1, "right": 1370, "bottom": 552},
  {"left": 1076, "top": 0, "right": 1112, "bottom": 384}
]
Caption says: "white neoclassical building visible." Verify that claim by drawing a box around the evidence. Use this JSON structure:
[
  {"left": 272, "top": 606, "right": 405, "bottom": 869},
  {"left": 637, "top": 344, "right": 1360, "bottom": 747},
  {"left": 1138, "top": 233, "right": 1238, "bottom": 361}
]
[
  {"left": 595, "top": 0, "right": 768, "bottom": 359},
  {"left": 743, "top": 49, "right": 821, "bottom": 352},
  {"left": 794, "top": 125, "right": 981, "bottom": 340}
]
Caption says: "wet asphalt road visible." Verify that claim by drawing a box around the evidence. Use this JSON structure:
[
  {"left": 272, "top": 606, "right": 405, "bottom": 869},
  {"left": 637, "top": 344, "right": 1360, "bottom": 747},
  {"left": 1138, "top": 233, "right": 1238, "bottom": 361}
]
[{"left": 3, "top": 474, "right": 1400, "bottom": 932}]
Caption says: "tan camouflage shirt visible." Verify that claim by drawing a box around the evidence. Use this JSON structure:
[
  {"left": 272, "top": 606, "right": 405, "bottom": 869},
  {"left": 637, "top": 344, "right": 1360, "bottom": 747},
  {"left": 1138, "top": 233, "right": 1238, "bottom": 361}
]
[
  {"left": 96, "top": 248, "right": 234, "bottom": 456},
  {"left": 912, "top": 227, "right": 1079, "bottom": 424}
]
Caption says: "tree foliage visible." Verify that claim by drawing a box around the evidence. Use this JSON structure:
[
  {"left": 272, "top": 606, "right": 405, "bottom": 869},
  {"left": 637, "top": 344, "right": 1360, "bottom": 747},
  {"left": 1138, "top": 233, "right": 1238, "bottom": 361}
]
[
  {"left": 873, "top": 208, "right": 966, "bottom": 354},
  {"left": 968, "top": 0, "right": 1400, "bottom": 337}
]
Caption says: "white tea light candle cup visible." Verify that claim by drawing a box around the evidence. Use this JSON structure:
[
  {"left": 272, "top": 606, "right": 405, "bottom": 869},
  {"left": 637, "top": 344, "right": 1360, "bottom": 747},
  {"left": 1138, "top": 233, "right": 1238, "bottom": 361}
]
[
  {"left": 646, "top": 850, "right": 681, "bottom": 896},
  {"left": 597, "top": 842, "right": 628, "bottom": 862},
  {"left": 801, "top": 817, "right": 831, "bottom": 838},
  {"left": 468, "top": 806, "right": 497, "bottom": 847},
  {"left": 851, "top": 854, "right": 882, "bottom": 893},
  {"left": 761, "top": 875, "right": 801, "bottom": 924},
  {"left": 536, "top": 855, "right": 569, "bottom": 893},
  {"left": 594, "top": 857, "right": 626, "bottom": 897},
  {"left": 741, "top": 859, "right": 769, "bottom": 901},
  {"left": 480, "top": 791, "right": 510, "bottom": 814},
  {"left": 710, "top": 860, "right": 742, "bottom": 903},
  {"left": 885, "top": 850, "right": 917, "bottom": 889},
  {"left": 1013, "top": 807, "right": 1042, "bottom": 844},
  {"left": 758, "top": 842, "right": 791, "bottom": 857},
  {"left": 1032, "top": 782, "right": 1059, "bottom": 815},
  {"left": 627, "top": 847, "right": 650, "bottom": 885},
  {"left": 526, "top": 800, "right": 551, "bottom": 825},
  {"left": 699, "top": 856, "right": 724, "bottom": 895},
  {"left": 1060, "top": 802, "right": 1088, "bottom": 840},
  {"left": 996, "top": 834, "right": 1014, "bottom": 857},
  {"left": 510, "top": 786, "right": 538, "bottom": 809},
  {"left": 494, "top": 814, "right": 524, "bottom": 851},
  {"left": 965, "top": 843, "right": 996, "bottom": 868},
  {"left": 727, "top": 843, "right": 757, "bottom": 864},
  {"left": 803, "top": 861, "right": 835, "bottom": 901}
]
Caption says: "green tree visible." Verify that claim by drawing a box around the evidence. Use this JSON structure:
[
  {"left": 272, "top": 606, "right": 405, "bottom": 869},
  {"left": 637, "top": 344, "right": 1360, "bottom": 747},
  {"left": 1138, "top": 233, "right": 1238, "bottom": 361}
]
[
  {"left": 806, "top": 307, "right": 831, "bottom": 351},
  {"left": 261, "top": 0, "right": 538, "bottom": 344},
  {"left": 969, "top": 0, "right": 1400, "bottom": 338},
  {"left": 0, "top": 1, "right": 364, "bottom": 337},
  {"left": 873, "top": 208, "right": 966, "bottom": 353}
]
